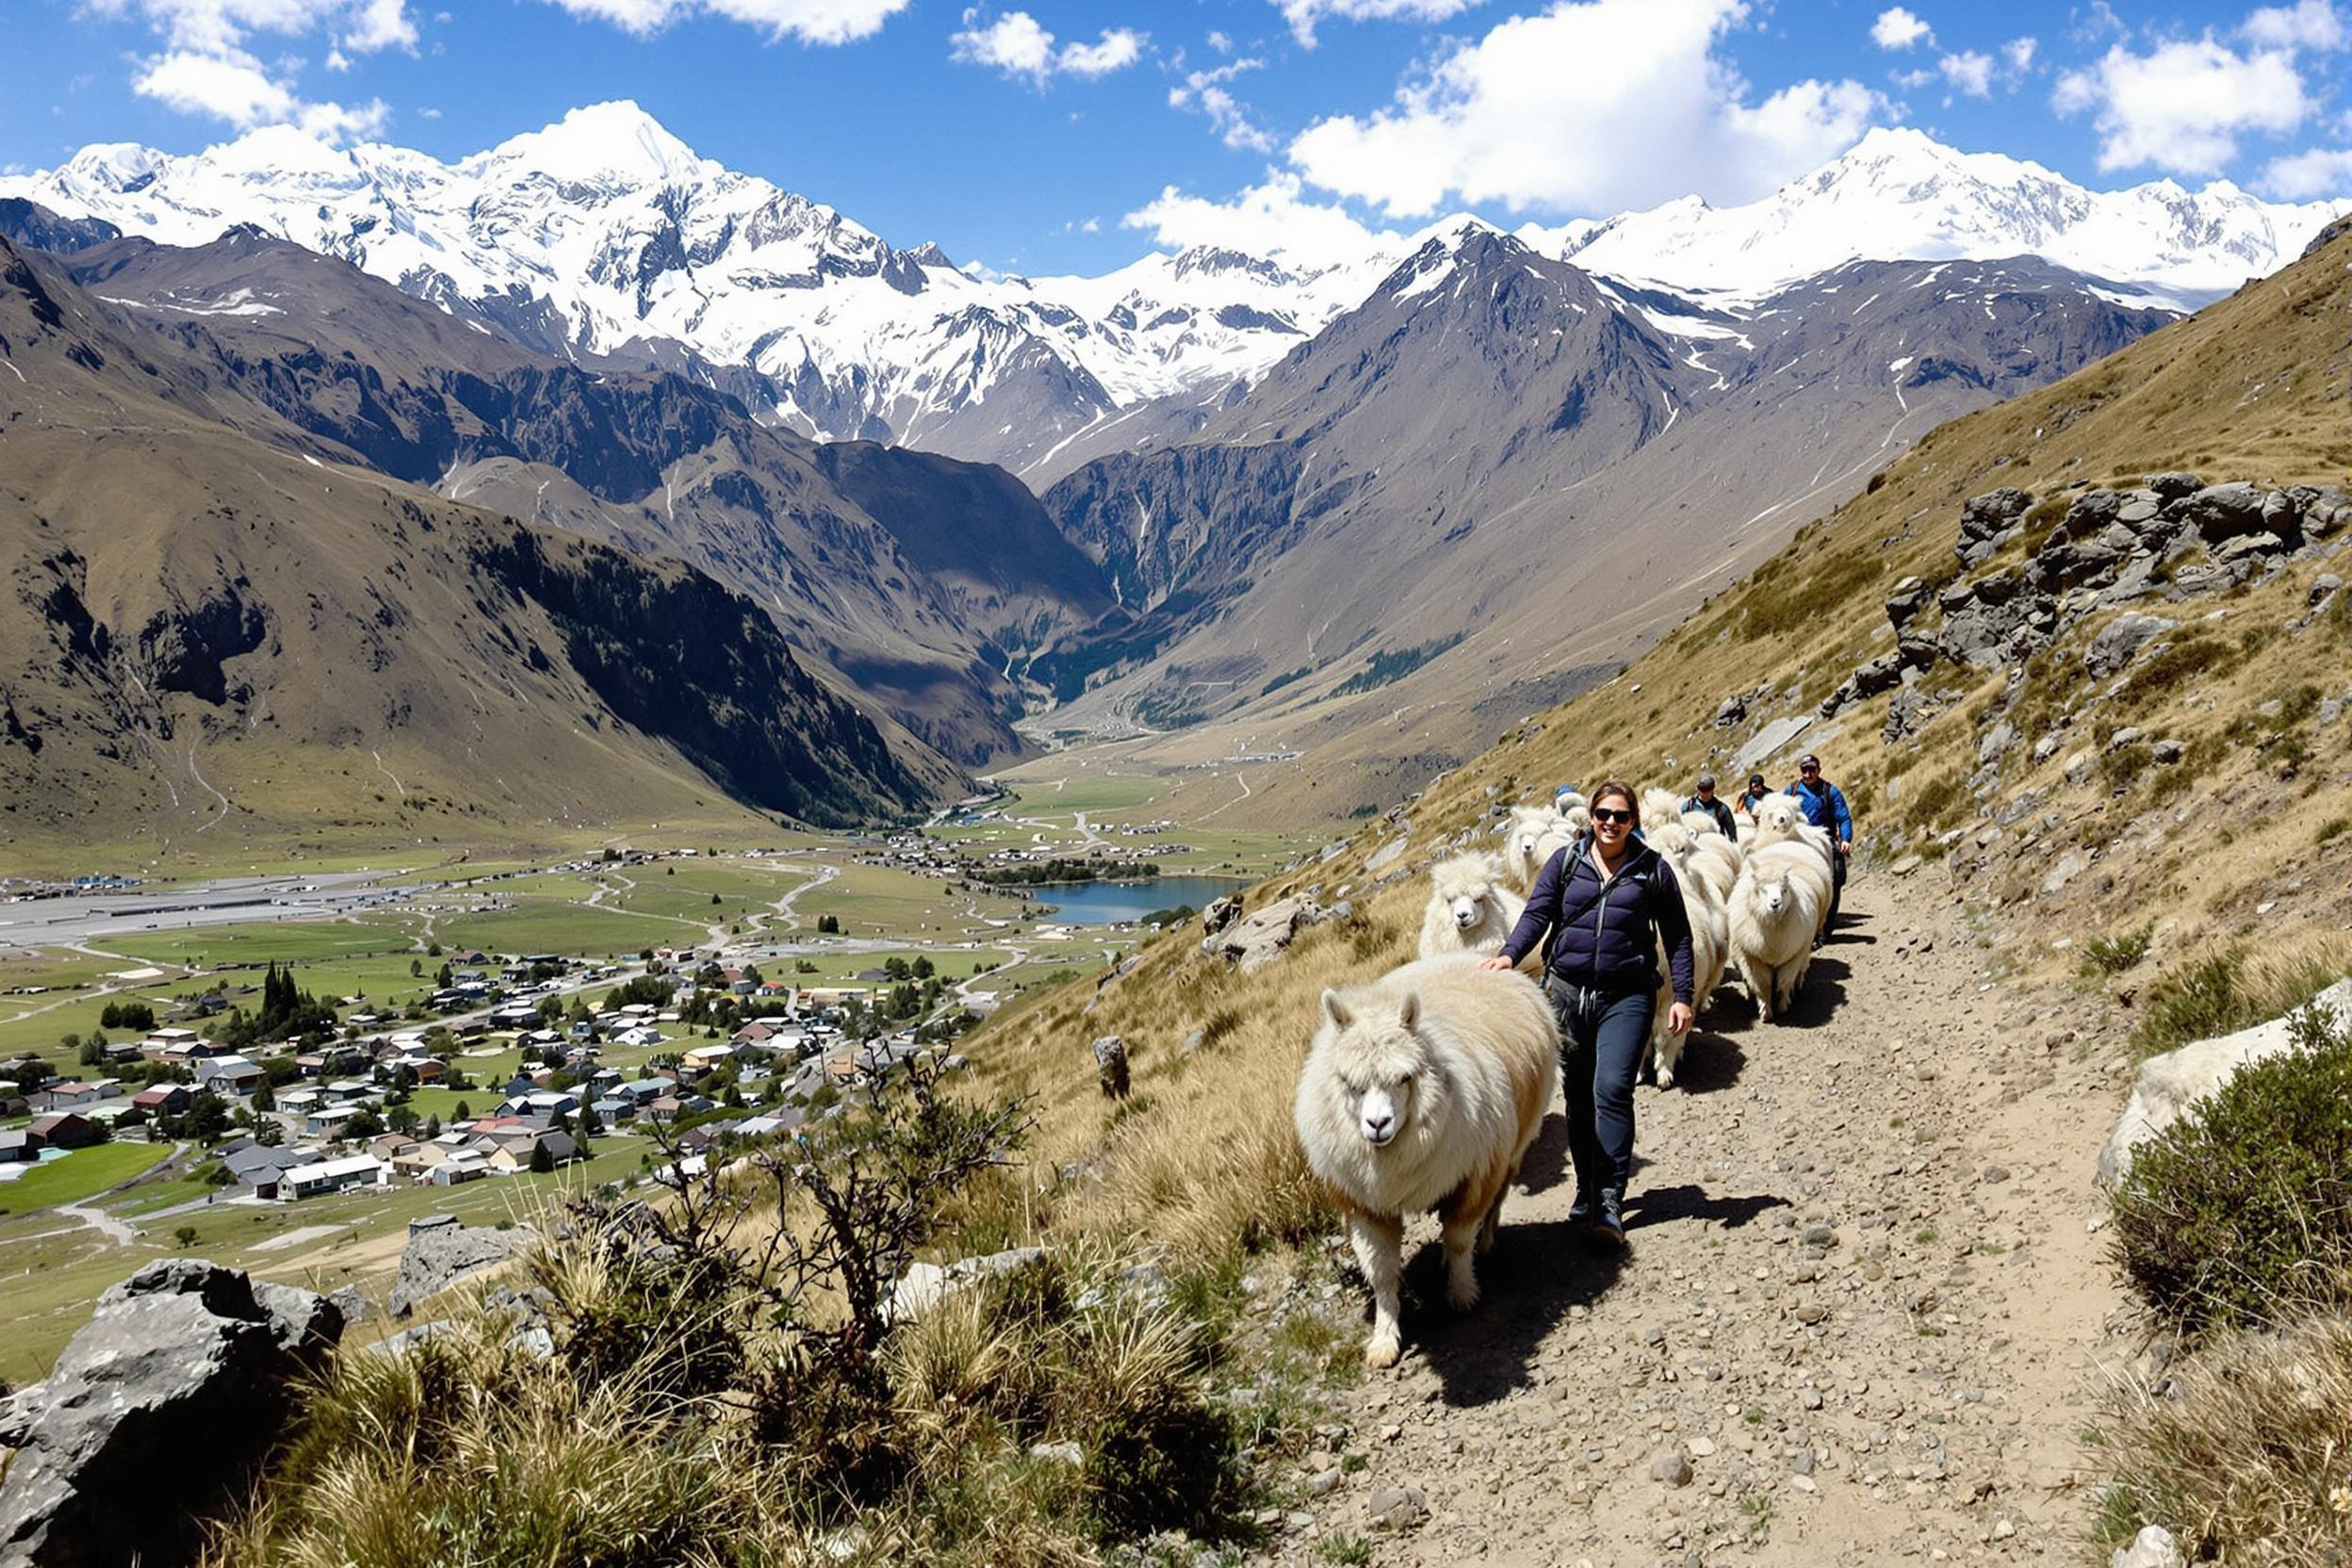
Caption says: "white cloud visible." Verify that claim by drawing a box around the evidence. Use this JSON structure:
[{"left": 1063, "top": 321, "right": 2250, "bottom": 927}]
[
  {"left": 541, "top": 0, "right": 908, "bottom": 44},
  {"left": 950, "top": 9, "right": 1146, "bottom": 82},
  {"left": 1889, "top": 65, "right": 1934, "bottom": 88},
  {"left": 1280, "top": 0, "right": 1482, "bottom": 49},
  {"left": 89, "top": 0, "right": 420, "bottom": 55},
  {"left": 1285, "top": 0, "right": 1885, "bottom": 220},
  {"left": 1059, "top": 27, "right": 1145, "bottom": 76},
  {"left": 2054, "top": 36, "right": 2311, "bottom": 174},
  {"left": 2002, "top": 35, "right": 2035, "bottom": 73},
  {"left": 1121, "top": 170, "right": 1401, "bottom": 270},
  {"left": 87, "top": 3, "right": 409, "bottom": 141},
  {"left": 132, "top": 45, "right": 387, "bottom": 138},
  {"left": 2244, "top": 0, "right": 2344, "bottom": 49},
  {"left": 416, "top": 104, "right": 441, "bottom": 117},
  {"left": 1939, "top": 49, "right": 1993, "bottom": 97},
  {"left": 1207, "top": 27, "right": 1232, "bottom": 52},
  {"left": 2261, "top": 143, "right": 2352, "bottom": 195},
  {"left": 1870, "top": 7, "right": 1932, "bottom": 50},
  {"left": 1170, "top": 57, "right": 1275, "bottom": 151}
]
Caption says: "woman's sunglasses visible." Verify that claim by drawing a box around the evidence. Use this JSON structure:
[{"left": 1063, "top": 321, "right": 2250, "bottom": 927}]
[{"left": 1591, "top": 807, "right": 1635, "bottom": 825}]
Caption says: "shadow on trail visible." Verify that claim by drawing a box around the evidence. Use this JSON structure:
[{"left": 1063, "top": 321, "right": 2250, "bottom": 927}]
[
  {"left": 1626, "top": 1183, "right": 1789, "bottom": 1233},
  {"left": 1667, "top": 1029, "right": 1750, "bottom": 1093},
  {"left": 1774, "top": 955, "right": 1851, "bottom": 1026},
  {"left": 1394, "top": 1217, "right": 1628, "bottom": 1407},
  {"left": 1518, "top": 1111, "right": 1571, "bottom": 1195}
]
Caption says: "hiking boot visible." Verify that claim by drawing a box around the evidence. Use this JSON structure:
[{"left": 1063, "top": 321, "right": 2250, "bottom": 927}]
[
  {"left": 1590, "top": 1189, "right": 1626, "bottom": 1250},
  {"left": 1568, "top": 1188, "right": 1594, "bottom": 1225}
]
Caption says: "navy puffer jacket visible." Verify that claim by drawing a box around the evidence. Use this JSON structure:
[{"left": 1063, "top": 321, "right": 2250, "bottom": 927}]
[{"left": 1498, "top": 840, "right": 1696, "bottom": 1003}]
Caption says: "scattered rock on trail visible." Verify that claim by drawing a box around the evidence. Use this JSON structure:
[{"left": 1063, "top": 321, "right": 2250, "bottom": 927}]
[
  {"left": 2111, "top": 1524, "right": 2186, "bottom": 1568},
  {"left": 0, "top": 1260, "right": 343, "bottom": 1568},
  {"left": 389, "top": 1213, "right": 530, "bottom": 1318},
  {"left": 1366, "top": 1486, "right": 1429, "bottom": 1530}
]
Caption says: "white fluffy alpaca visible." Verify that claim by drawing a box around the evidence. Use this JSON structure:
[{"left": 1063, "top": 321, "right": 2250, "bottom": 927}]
[
  {"left": 1727, "top": 842, "right": 1834, "bottom": 1021},
  {"left": 1416, "top": 853, "right": 1528, "bottom": 959},
  {"left": 1749, "top": 795, "right": 1836, "bottom": 877},
  {"left": 1294, "top": 956, "right": 1560, "bottom": 1368},
  {"left": 1646, "top": 855, "right": 1728, "bottom": 1091},
  {"left": 1661, "top": 814, "right": 1741, "bottom": 905},
  {"left": 1501, "top": 805, "right": 1578, "bottom": 891}
]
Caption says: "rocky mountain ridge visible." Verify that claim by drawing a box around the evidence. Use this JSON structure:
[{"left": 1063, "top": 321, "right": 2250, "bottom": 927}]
[
  {"left": 1028, "top": 229, "right": 2176, "bottom": 761},
  {"left": 4, "top": 109, "right": 2335, "bottom": 479},
  {"left": 26, "top": 220, "right": 1109, "bottom": 768},
  {"left": 0, "top": 233, "right": 949, "bottom": 862}
]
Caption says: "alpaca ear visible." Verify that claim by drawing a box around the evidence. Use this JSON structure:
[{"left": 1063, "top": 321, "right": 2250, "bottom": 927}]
[
  {"left": 1397, "top": 990, "right": 1421, "bottom": 1032},
  {"left": 1322, "top": 988, "right": 1354, "bottom": 1029}
]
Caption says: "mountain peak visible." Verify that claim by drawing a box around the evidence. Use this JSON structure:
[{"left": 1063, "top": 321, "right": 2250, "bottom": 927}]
[{"left": 472, "top": 100, "right": 702, "bottom": 185}]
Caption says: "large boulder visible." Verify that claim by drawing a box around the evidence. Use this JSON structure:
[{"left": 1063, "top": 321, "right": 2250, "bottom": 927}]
[
  {"left": 2083, "top": 612, "right": 2176, "bottom": 678},
  {"left": 0, "top": 1260, "right": 343, "bottom": 1567},
  {"left": 388, "top": 1213, "right": 530, "bottom": 1317},
  {"left": 2099, "top": 978, "right": 2352, "bottom": 1187},
  {"left": 1202, "top": 894, "right": 1336, "bottom": 972},
  {"left": 1957, "top": 488, "right": 2034, "bottom": 565},
  {"left": 2178, "top": 482, "right": 2269, "bottom": 542}
]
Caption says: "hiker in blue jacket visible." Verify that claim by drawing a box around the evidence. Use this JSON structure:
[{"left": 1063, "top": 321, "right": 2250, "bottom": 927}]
[
  {"left": 1482, "top": 779, "right": 1694, "bottom": 1249},
  {"left": 1787, "top": 752, "right": 1854, "bottom": 936}
]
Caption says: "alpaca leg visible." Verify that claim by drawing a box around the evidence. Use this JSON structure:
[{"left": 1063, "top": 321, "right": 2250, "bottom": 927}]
[
  {"left": 1350, "top": 1209, "right": 1408, "bottom": 1367},
  {"left": 1653, "top": 1024, "right": 1681, "bottom": 1091},
  {"left": 1477, "top": 1180, "right": 1507, "bottom": 1253},
  {"left": 1440, "top": 1198, "right": 1488, "bottom": 1312}
]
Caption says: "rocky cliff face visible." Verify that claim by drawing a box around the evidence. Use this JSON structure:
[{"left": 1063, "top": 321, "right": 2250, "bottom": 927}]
[
  {"left": 0, "top": 235, "right": 954, "bottom": 852},
  {"left": 36, "top": 225, "right": 1111, "bottom": 769}
]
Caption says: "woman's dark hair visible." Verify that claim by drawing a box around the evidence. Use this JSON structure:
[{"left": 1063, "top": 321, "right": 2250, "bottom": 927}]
[{"left": 1591, "top": 779, "right": 1639, "bottom": 828}]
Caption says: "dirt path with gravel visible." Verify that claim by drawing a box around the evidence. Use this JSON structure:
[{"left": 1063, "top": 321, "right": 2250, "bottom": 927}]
[{"left": 1266, "top": 869, "right": 2140, "bottom": 1567}]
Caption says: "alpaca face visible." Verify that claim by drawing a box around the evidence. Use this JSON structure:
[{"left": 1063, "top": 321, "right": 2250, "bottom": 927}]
[
  {"left": 1449, "top": 890, "right": 1489, "bottom": 931},
  {"left": 1758, "top": 798, "right": 1800, "bottom": 837},
  {"left": 1756, "top": 875, "right": 1788, "bottom": 917},
  {"left": 1318, "top": 988, "right": 1431, "bottom": 1148}
]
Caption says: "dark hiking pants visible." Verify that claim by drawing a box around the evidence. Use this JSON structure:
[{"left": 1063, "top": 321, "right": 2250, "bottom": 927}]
[{"left": 1545, "top": 978, "right": 1655, "bottom": 1197}]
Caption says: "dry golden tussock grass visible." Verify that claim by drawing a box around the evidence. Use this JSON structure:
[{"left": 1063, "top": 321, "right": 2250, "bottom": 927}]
[{"left": 2102, "top": 1314, "right": 2352, "bottom": 1565}]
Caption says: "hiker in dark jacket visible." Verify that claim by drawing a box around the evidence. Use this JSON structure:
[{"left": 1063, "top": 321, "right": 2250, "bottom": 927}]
[
  {"left": 1681, "top": 774, "right": 1738, "bottom": 841},
  {"left": 1482, "top": 779, "right": 1694, "bottom": 1248}
]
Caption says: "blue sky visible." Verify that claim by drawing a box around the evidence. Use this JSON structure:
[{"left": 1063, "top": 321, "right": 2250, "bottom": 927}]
[{"left": 8, "top": 0, "right": 2352, "bottom": 273}]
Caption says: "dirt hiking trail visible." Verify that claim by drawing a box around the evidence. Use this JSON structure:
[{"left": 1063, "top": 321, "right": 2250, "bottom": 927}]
[{"left": 1270, "top": 870, "right": 2137, "bottom": 1567}]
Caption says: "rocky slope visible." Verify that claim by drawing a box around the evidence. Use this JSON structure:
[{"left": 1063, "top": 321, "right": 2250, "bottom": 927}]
[
  {"left": 29, "top": 220, "right": 1112, "bottom": 767},
  {"left": 1030, "top": 233, "right": 2174, "bottom": 764},
  {"left": 0, "top": 235, "right": 950, "bottom": 865}
]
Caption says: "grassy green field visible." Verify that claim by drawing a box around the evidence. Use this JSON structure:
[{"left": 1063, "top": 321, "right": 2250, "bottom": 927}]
[
  {"left": 0, "top": 1134, "right": 660, "bottom": 1382},
  {"left": 102, "top": 915, "right": 425, "bottom": 971},
  {"left": 0, "top": 1142, "right": 176, "bottom": 1216},
  {"left": 429, "top": 900, "right": 702, "bottom": 958}
]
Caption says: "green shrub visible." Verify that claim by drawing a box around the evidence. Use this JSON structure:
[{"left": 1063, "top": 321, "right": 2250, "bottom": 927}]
[
  {"left": 2080, "top": 924, "right": 2153, "bottom": 977},
  {"left": 2113, "top": 1001, "right": 2352, "bottom": 1330},
  {"left": 2116, "top": 636, "right": 2229, "bottom": 710},
  {"left": 2319, "top": 817, "right": 2352, "bottom": 844},
  {"left": 1894, "top": 769, "right": 1967, "bottom": 835},
  {"left": 2132, "top": 945, "right": 2345, "bottom": 1057}
]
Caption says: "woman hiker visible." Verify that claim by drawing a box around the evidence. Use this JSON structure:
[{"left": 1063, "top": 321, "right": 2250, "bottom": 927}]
[{"left": 1482, "top": 780, "right": 1695, "bottom": 1248}]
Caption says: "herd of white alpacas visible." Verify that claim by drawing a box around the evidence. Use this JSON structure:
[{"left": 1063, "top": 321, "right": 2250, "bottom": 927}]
[{"left": 1297, "top": 786, "right": 1838, "bottom": 1365}]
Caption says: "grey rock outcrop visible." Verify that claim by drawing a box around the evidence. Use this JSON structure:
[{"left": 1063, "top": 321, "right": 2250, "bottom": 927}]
[
  {"left": 2083, "top": 612, "right": 2175, "bottom": 678},
  {"left": 1200, "top": 894, "right": 1242, "bottom": 939},
  {"left": 388, "top": 1213, "right": 529, "bottom": 1318},
  {"left": 1202, "top": 894, "right": 1336, "bottom": 972},
  {"left": 1956, "top": 488, "right": 2033, "bottom": 565},
  {"left": 0, "top": 1260, "right": 344, "bottom": 1568},
  {"left": 1093, "top": 1034, "right": 1131, "bottom": 1100},
  {"left": 888, "top": 1246, "right": 1049, "bottom": 1320},
  {"left": 2110, "top": 1525, "right": 2185, "bottom": 1568},
  {"left": 2099, "top": 977, "right": 2352, "bottom": 1187}
]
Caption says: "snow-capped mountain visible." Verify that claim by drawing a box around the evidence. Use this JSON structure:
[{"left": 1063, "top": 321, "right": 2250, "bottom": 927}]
[
  {"left": 6, "top": 109, "right": 2343, "bottom": 479},
  {"left": 0, "top": 102, "right": 1392, "bottom": 473},
  {"left": 1526, "top": 125, "right": 2350, "bottom": 305}
]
